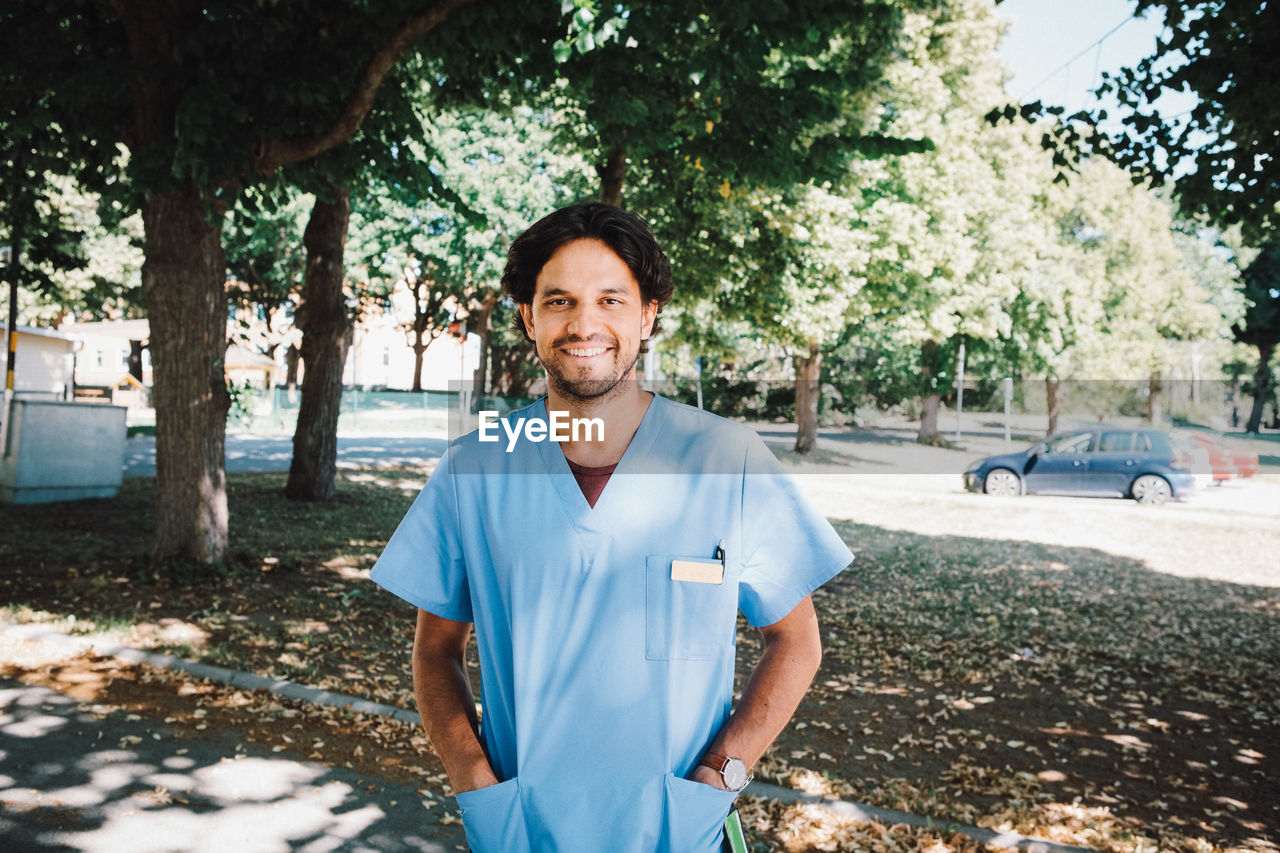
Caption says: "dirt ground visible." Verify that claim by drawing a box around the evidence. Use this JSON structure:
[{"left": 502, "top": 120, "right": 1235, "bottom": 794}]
[{"left": 2, "top": 425, "right": 1278, "bottom": 853}]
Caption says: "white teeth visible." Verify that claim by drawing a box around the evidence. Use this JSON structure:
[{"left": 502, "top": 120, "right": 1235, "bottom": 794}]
[{"left": 565, "top": 347, "right": 607, "bottom": 357}]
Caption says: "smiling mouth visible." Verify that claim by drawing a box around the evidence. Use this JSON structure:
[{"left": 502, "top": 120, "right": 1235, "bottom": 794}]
[{"left": 562, "top": 346, "right": 611, "bottom": 358}]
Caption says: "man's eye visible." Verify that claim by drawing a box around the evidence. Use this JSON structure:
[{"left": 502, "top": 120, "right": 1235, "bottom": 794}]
[
  {"left": 602, "top": 298, "right": 622, "bottom": 305},
  {"left": 547, "top": 298, "right": 569, "bottom": 306}
]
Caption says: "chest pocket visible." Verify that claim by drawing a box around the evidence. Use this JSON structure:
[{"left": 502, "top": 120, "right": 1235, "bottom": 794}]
[{"left": 645, "top": 554, "right": 738, "bottom": 661}]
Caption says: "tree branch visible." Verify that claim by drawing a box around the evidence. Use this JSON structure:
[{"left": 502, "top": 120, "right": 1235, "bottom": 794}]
[{"left": 253, "top": 0, "right": 481, "bottom": 174}]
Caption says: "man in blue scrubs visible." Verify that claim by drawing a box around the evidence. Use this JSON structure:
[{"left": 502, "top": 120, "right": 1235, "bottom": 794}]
[{"left": 371, "top": 204, "right": 852, "bottom": 852}]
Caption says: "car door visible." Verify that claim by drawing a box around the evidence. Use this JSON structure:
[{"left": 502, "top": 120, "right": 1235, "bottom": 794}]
[
  {"left": 1088, "top": 430, "right": 1140, "bottom": 495},
  {"left": 1023, "top": 431, "right": 1093, "bottom": 494}
]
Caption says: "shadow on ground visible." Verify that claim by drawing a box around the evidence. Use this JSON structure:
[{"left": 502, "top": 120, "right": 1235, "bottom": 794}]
[{"left": 0, "top": 679, "right": 463, "bottom": 852}]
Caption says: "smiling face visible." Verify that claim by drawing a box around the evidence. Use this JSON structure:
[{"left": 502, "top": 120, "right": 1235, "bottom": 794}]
[{"left": 518, "top": 238, "right": 658, "bottom": 404}]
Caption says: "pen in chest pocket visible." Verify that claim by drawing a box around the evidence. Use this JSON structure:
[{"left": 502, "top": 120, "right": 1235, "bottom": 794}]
[{"left": 670, "top": 540, "right": 728, "bottom": 584}]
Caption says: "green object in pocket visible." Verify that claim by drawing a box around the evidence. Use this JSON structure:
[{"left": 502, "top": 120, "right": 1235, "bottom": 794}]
[{"left": 723, "top": 809, "right": 747, "bottom": 853}]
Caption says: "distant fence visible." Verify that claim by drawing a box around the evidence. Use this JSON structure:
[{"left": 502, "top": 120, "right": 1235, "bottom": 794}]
[
  {"left": 223, "top": 378, "right": 1257, "bottom": 437},
  {"left": 228, "top": 388, "right": 536, "bottom": 435},
  {"left": 662, "top": 376, "right": 1251, "bottom": 432}
]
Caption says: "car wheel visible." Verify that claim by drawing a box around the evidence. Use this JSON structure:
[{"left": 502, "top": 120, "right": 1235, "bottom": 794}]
[
  {"left": 983, "top": 468, "right": 1021, "bottom": 496},
  {"left": 1131, "top": 474, "right": 1171, "bottom": 505}
]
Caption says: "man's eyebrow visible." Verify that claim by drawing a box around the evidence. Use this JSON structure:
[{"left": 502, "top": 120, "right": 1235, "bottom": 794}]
[{"left": 538, "top": 285, "right": 632, "bottom": 298}]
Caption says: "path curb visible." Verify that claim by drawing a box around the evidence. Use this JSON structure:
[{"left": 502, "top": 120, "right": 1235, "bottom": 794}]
[
  {"left": 0, "top": 621, "right": 420, "bottom": 724},
  {"left": 0, "top": 620, "right": 1096, "bottom": 853}
]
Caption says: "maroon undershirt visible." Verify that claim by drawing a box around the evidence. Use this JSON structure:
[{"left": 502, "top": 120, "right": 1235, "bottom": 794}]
[{"left": 565, "top": 458, "right": 617, "bottom": 508}]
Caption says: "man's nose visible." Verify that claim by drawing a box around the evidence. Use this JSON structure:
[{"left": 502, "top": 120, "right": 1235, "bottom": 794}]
[{"left": 566, "top": 303, "right": 605, "bottom": 338}]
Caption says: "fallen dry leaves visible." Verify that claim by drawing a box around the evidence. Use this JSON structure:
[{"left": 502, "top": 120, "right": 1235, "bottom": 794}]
[
  {"left": 737, "top": 795, "right": 990, "bottom": 853},
  {"left": 751, "top": 520, "right": 1279, "bottom": 853},
  {"left": 2, "top": 470, "right": 1278, "bottom": 852}
]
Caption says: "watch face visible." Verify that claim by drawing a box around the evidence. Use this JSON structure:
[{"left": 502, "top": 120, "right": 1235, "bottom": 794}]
[{"left": 723, "top": 758, "right": 749, "bottom": 791}]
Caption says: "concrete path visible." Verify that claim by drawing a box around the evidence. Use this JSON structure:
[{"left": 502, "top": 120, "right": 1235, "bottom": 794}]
[
  {"left": 124, "top": 435, "right": 449, "bottom": 479},
  {"left": 0, "top": 671, "right": 1088, "bottom": 853},
  {"left": 0, "top": 677, "right": 465, "bottom": 853}
]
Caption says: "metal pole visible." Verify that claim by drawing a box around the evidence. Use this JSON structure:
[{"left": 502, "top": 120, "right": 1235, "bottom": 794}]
[
  {"left": 1003, "top": 377, "right": 1014, "bottom": 447},
  {"left": 1, "top": 245, "right": 13, "bottom": 457},
  {"left": 3, "top": 147, "right": 27, "bottom": 458},
  {"left": 457, "top": 323, "right": 470, "bottom": 426},
  {"left": 3, "top": 245, "right": 15, "bottom": 393},
  {"left": 954, "top": 341, "right": 965, "bottom": 442},
  {"left": 695, "top": 355, "right": 703, "bottom": 411}
]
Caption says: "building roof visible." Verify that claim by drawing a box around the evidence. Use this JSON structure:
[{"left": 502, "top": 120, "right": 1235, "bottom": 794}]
[
  {"left": 0, "top": 323, "right": 75, "bottom": 342},
  {"left": 225, "top": 343, "right": 279, "bottom": 370},
  {"left": 61, "top": 318, "right": 151, "bottom": 340}
]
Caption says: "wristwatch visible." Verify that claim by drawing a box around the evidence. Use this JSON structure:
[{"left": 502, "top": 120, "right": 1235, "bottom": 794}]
[{"left": 698, "top": 752, "right": 753, "bottom": 792}]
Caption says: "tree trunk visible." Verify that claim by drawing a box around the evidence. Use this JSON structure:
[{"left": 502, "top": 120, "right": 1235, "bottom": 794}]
[
  {"left": 918, "top": 394, "right": 941, "bottom": 442},
  {"left": 113, "top": 0, "right": 230, "bottom": 567},
  {"left": 1147, "top": 372, "right": 1163, "bottom": 425},
  {"left": 471, "top": 289, "right": 498, "bottom": 400},
  {"left": 1246, "top": 344, "right": 1274, "bottom": 433},
  {"left": 597, "top": 146, "right": 627, "bottom": 208},
  {"left": 1189, "top": 340, "right": 1202, "bottom": 406},
  {"left": 793, "top": 342, "right": 821, "bottom": 454},
  {"left": 917, "top": 338, "right": 941, "bottom": 443},
  {"left": 142, "top": 187, "right": 230, "bottom": 566},
  {"left": 411, "top": 335, "right": 427, "bottom": 393},
  {"left": 1045, "top": 377, "right": 1061, "bottom": 436},
  {"left": 128, "top": 339, "right": 145, "bottom": 383},
  {"left": 286, "top": 189, "right": 352, "bottom": 501},
  {"left": 285, "top": 344, "right": 300, "bottom": 388}
]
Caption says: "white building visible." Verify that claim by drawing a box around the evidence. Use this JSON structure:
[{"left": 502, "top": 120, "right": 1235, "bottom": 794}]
[
  {"left": 63, "top": 318, "right": 153, "bottom": 391},
  {"left": 60, "top": 311, "right": 475, "bottom": 398},
  {"left": 343, "top": 308, "right": 477, "bottom": 391},
  {"left": 0, "top": 324, "right": 76, "bottom": 400}
]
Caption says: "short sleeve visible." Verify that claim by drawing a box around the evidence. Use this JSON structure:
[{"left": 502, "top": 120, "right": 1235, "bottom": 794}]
[
  {"left": 737, "top": 437, "right": 853, "bottom": 627},
  {"left": 369, "top": 447, "right": 473, "bottom": 623}
]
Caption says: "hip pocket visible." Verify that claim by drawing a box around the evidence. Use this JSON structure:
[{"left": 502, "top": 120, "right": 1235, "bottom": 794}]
[
  {"left": 661, "top": 772, "right": 739, "bottom": 852},
  {"left": 646, "top": 554, "right": 737, "bottom": 661},
  {"left": 454, "top": 776, "right": 530, "bottom": 853}
]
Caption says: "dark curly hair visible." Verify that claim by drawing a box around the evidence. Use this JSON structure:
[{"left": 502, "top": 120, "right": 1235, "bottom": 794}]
[{"left": 501, "top": 203, "right": 674, "bottom": 354}]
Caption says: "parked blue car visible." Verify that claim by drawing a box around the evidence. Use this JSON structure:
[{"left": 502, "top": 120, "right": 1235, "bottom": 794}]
[{"left": 963, "top": 428, "right": 1195, "bottom": 505}]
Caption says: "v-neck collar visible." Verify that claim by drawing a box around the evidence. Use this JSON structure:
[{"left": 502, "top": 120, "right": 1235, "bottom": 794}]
[{"left": 534, "top": 392, "right": 667, "bottom": 534}]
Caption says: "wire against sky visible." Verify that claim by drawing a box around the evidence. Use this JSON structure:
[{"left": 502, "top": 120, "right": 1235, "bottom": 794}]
[{"left": 1018, "top": 14, "right": 1137, "bottom": 104}]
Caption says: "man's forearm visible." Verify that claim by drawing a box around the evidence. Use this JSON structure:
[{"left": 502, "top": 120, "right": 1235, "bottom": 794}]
[
  {"left": 412, "top": 609, "right": 499, "bottom": 794},
  {"left": 694, "top": 596, "right": 823, "bottom": 785}
]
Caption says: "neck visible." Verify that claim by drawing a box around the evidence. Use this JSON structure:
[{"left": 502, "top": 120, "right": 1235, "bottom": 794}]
[{"left": 548, "top": 376, "right": 652, "bottom": 466}]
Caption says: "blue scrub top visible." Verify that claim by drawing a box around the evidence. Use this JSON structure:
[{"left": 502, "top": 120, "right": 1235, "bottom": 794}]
[{"left": 371, "top": 395, "right": 852, "bottom": 853}]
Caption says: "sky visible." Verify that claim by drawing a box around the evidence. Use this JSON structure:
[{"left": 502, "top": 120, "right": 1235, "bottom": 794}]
[{"left": 996, "top": 0, "right": 1196, "bottom": 134}]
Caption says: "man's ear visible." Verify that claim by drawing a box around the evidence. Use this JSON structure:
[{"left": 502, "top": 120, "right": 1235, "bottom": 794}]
[
  {"left": 641, "top": 300, "right": 658, "bottom": 340},
  {"left": 518, "top": 302, "right": 535, "bottom": 339}
]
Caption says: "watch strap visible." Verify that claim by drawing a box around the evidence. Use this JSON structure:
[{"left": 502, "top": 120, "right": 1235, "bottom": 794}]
[{"left": 698, "top": 752, "right": 752, "bottom": 791}]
